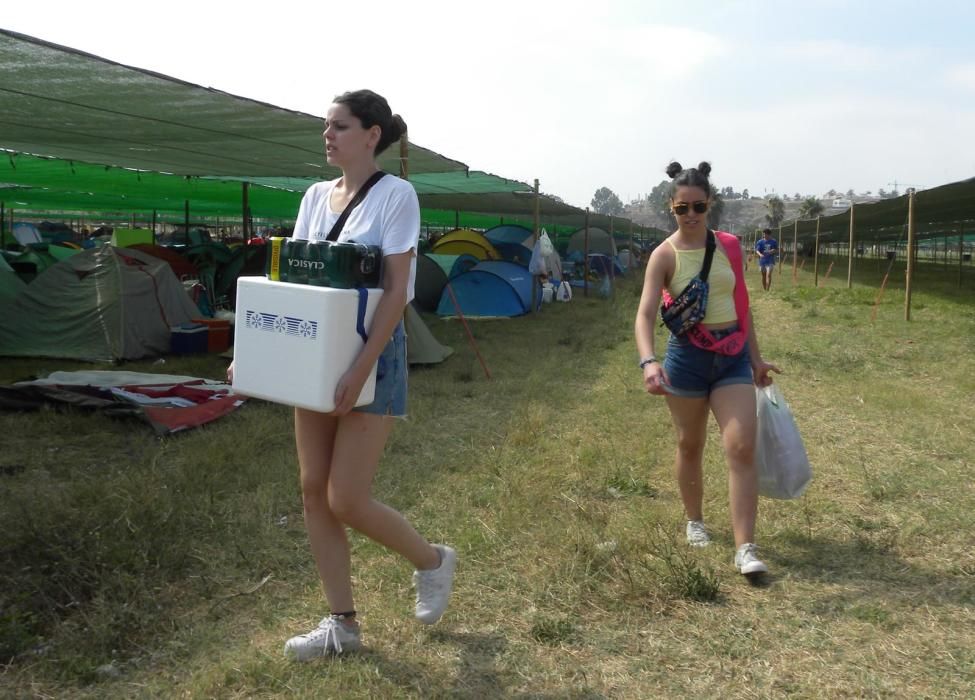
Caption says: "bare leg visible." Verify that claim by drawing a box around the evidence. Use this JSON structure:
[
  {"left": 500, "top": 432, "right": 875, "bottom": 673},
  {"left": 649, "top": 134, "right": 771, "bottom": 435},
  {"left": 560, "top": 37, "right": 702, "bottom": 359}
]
[
  {"left": 294, "top": 408, "right": 352, "bottom": 612},
  {"left": 327, "top": 412, "right": 440, "bottom": 571},
  {"left": 709, "top": 384, "right": 759, "bottom": 547},
  {"left": 664, "top": 394, "right": 710, "bottom": 522}
]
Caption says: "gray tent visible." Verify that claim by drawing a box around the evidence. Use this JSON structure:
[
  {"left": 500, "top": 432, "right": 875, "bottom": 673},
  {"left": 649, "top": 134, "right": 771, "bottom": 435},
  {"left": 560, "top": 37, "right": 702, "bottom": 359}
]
[
  {"left": 0, "top": 245, "right": 200, "bottom": 362},
  {"left": 405, "top": 304, "right": 453, "bottom": 365}
]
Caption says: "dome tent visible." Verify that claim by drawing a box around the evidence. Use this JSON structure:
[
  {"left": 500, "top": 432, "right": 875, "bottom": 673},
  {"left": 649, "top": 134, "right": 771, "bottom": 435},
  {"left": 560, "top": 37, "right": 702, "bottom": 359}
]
[
  {"left": 414, "top": 253, "right": 448, "bottom": 312},
  {"left": 566, "top": 227, "right": 617, "bottom": 258},
  {"left": 436, "top": 261, "right": 541, "bottom": 318},
  {"left": 483, "top": 224, "right": 534, "bottom": 267},
  {"left": 430, "top": 229, "right": 501, "bottom": 260},
  {"left": 0, "top": 245, "right": 200, "bottom": 362}
]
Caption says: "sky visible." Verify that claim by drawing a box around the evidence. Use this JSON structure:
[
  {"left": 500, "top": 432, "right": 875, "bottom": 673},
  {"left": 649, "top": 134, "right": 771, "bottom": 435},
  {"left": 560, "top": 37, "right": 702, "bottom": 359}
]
[{"left": 4, "top": 0, "right": 975, "bottom": 209}]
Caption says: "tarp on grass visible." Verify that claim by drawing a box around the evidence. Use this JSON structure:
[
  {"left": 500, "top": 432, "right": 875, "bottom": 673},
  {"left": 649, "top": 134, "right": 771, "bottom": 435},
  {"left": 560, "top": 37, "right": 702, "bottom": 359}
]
[{"left": 0, "top": 371, "right": 244, "bottom": 435}]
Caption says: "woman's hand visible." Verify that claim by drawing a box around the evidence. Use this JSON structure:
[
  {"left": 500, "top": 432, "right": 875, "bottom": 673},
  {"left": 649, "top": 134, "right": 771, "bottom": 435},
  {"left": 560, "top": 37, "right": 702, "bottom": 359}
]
[
  {"left": 226, "top": 361, "right": 235, "bottom": 384},
  {"left": 331, "top": 365, "right": 370, "bottom": 416},
  {"left": 643, "top": 361, "right": 671, "bottom": 395},
  {"left": 752, "top": 359, "right": 782, "bottom": 387}
]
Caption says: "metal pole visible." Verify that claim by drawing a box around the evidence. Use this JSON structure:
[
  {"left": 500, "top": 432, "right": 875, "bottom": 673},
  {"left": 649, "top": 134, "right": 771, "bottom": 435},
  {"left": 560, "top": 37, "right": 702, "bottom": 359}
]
[
  {"left": 184, "top": 200, "right": 190, "bottom": 242},
  {"left": 905, "top": 191, "right": 916, "bottom": 321},
  {"left": 152, "top": 208, "right": 157, "bottom": 246},
  {"left": 532, "top": 178, "right": 540, "bottom": 314},
  {"left": 847, "top": 204, "right": 855, "bottom": 288},
  {"left": 0, "top": 202, "right": 4, "bottom": 250},
  {"left": 584, "top": 207, "right": 590, "bottom": 298},
  {"left": 242, "top": 182, "right": 250, "bottom": 240}
]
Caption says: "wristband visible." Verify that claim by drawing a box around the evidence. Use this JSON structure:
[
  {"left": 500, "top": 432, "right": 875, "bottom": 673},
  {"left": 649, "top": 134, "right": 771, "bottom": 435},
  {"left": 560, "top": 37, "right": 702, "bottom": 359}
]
[{"left": 638, "top": 356, "right": 657, "bottom": 370}]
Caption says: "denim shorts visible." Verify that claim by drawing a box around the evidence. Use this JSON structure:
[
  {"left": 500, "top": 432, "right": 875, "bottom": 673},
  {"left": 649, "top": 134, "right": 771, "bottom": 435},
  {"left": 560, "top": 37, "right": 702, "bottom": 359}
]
[
  {"left": 663, "top": 326, "right": 753, "bottom": 398},
  {"left": 353, "top": 322, "right": 407, "bottom": 417}
]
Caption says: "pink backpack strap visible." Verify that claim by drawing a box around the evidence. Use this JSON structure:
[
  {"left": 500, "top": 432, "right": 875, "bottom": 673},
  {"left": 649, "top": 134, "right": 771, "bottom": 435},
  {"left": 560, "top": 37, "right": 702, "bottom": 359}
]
[{"left": 715, "top": 231, "right": 750, "bottom": 338}]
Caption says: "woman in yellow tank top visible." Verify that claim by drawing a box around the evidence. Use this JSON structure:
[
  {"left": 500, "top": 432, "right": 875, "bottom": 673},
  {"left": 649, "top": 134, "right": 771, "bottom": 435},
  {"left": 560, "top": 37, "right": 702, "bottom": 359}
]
[{"left": 634, "top": 161, "right": 781, "bottom": 580}]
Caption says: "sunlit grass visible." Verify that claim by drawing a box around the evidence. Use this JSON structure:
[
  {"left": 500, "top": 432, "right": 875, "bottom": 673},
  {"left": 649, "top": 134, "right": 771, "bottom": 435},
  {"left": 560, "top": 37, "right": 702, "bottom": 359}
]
[{"left": 1, "top": 259, "right": 973, "bottom": 697}]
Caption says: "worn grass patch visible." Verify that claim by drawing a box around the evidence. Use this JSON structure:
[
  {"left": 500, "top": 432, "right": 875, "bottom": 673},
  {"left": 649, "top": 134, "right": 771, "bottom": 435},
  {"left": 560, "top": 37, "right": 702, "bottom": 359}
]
[{"left": 1, "top": 259, "right": 974, "bottom": 697}]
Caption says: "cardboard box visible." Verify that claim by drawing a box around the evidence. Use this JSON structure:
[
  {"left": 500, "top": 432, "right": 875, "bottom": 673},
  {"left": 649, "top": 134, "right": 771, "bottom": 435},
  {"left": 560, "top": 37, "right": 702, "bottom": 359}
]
[{"left": 232, "top": 277, "right": 383, "bottom": 412}]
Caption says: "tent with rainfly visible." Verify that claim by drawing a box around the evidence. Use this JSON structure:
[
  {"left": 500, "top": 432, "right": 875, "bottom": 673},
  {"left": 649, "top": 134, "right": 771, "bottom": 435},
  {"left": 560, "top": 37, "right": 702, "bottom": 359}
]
[
  {"left": 437, "top": 261, "right": 541, "bottom": 318},
  {"left": 430, "top": 229, "right": 501, "bottom": 260},
  {"left": 483, "top": 224, "right": 534, "bottom": 267},
  {"left": 0, "top": 245, "right": 201, "bottom": 362},
  {"left": 0, "top": 255, "right": 25, "bottom": 304}
]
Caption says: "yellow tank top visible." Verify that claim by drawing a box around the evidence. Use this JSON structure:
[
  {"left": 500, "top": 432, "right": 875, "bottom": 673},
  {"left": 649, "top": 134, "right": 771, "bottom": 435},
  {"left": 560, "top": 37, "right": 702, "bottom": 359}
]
[{"left": 666, "top": 239, "right": 737, "bottom": 324}]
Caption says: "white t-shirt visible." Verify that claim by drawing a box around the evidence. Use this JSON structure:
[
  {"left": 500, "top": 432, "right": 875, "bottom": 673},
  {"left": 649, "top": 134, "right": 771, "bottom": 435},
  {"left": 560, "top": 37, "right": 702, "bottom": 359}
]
[{"left": 291, "top": 174, "right": 420, "bottom": 302}]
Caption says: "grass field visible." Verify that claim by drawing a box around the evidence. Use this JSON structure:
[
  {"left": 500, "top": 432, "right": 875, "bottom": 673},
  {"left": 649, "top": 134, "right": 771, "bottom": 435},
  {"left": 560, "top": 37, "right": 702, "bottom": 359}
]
[{"left": 1, "top": 257, "right": 973, "bottom": 698}]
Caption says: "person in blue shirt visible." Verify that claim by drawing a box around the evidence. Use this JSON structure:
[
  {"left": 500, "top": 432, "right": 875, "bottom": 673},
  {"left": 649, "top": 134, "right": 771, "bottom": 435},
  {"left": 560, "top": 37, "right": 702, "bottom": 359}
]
[{"left": 755, "top": 228, "right": 778, "bottom": 291}]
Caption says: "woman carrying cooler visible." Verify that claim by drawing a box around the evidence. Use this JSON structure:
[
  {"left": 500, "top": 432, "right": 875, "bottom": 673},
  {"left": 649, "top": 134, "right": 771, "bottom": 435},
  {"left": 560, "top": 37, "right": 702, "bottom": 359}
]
[
  {"left": 634, "top": 161, "right": 780, "bottom": 579},
  {"left": 231, "top": 89, "right": 455, "bottom": 660}
]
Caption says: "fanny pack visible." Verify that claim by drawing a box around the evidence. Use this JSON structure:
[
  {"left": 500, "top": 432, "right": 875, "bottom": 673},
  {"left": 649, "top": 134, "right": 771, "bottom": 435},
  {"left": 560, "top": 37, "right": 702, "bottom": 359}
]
[{"left": 660, "top": 230, "right": 715, "bottom": 336}]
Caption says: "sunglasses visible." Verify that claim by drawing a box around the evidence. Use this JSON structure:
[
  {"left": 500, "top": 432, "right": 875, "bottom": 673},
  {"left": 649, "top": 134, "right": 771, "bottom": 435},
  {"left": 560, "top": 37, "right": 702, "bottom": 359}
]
[{"left": 672, "top": 201, "right": 709, "bottom": 216}]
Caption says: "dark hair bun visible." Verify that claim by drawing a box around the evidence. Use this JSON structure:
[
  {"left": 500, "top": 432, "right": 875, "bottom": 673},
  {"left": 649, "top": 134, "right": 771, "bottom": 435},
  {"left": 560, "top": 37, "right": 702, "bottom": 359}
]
[
  {"left": 389, "top": 114, "right": 407, "bottom": 142},
  {"left": 697, "top": 161, "right": 712, "bottom": 177},
  {"left": 665, "top": 161, "right": 683, "bottom": 179}
]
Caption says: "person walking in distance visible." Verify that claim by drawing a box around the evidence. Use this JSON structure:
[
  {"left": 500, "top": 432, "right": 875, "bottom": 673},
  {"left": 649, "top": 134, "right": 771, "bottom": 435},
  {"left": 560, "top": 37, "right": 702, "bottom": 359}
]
[{"left": 755, "top": 228, "right": 778, "bottom": 291}]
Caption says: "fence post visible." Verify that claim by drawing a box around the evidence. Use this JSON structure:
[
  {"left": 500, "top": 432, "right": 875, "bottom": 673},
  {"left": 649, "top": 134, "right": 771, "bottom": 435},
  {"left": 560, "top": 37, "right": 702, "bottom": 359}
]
[{"left": 905, "top": 191, "right": 916, "bottom": 321}]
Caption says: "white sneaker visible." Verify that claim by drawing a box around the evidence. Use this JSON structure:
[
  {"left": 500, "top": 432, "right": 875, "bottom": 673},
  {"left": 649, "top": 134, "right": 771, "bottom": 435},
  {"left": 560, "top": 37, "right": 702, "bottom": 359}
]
[
  {"left": 685, "top": 520, "right": 711, "bottom": 547},
  {"left": 414, "top": 544, "right": 456, "bottom": 625},
  {"left": 284, "top": 615, "right": 361, "bottom": 662},
  {"left": 735, "top": 543, "right": 769, "bottom": 578}
]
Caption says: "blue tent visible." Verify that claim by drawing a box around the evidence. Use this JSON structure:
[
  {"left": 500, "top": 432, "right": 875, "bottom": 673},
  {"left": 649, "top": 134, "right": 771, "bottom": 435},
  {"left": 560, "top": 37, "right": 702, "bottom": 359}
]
[
  {"left": 437, "top": 261, "right": 540, "bottom": 318},
  {"left": 484, "top": 224, "right": 533, "bottom": 267}
]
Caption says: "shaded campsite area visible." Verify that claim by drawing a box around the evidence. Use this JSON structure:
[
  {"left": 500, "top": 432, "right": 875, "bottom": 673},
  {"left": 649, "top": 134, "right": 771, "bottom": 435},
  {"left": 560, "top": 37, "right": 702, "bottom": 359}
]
[{"left": 2, "top": 262, "right": 974, "bottom": 697}]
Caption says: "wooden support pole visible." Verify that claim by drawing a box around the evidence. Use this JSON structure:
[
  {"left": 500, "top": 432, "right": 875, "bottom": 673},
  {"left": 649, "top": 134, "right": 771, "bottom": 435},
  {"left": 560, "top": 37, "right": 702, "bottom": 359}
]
[
  {"left": 609, "top": 214, "right": 615, "bottom": 298},
  {"left": 584, "top": 207, "right": 591, "bottom": 298},
  {"left": 847, "top": 203, "right": 855, "bottom": 288},
  {"left": 531, "top": 178, "right": 540, "bottom": 314},
  {"left": 814, "top": 216, "right": 821, "bottom": 287},
  {"left": 778, "top": 223, "right": 784, "bottom": 276},
  {"left": 960, "top": 228, "right": 965, "bottom": 288},
  {"left": 792, "top": 220, "right": 798, "bottom": 283},
  {"left": 399, "top": 134, "right": 409, "bottom": 180},
  {"left": 905, "top": 191, "right": 916, "bottom": 321}
]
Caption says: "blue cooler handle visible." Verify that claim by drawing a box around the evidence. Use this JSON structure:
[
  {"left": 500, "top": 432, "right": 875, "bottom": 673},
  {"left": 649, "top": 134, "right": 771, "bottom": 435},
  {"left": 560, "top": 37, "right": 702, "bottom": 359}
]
[{"left": 355, "top": 287, "right": 369, "bottom": 344}]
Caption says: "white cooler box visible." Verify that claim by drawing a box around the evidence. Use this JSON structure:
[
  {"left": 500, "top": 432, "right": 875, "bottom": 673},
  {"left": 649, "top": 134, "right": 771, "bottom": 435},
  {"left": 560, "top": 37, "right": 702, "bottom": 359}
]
[{"left": 233, "top": 277, "right": 384, "bottom": 412}]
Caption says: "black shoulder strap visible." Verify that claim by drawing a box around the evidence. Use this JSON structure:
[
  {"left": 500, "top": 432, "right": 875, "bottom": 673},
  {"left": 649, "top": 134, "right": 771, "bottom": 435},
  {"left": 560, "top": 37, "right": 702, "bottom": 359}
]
[
  {"left": 699, "top": 230, "right": 717, "bottom": 282},
  {"left": 326, "top": 171, "right": 387, "bottom": 241}
]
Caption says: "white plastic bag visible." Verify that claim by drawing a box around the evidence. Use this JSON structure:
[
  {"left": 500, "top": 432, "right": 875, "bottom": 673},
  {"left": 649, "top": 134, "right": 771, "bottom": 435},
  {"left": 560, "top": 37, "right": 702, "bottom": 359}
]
[
  {"left": 538, "top": 229, "right": 555, "bottom": 257},
  {"left": 556, "top": 280, "right": 572, "bottom": 302},
  {"left": 754, "top": 385, "right": 812, "bottom": 499},
  {"left": 528, "top": 243, "right": 546, "bottom": 274}
]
